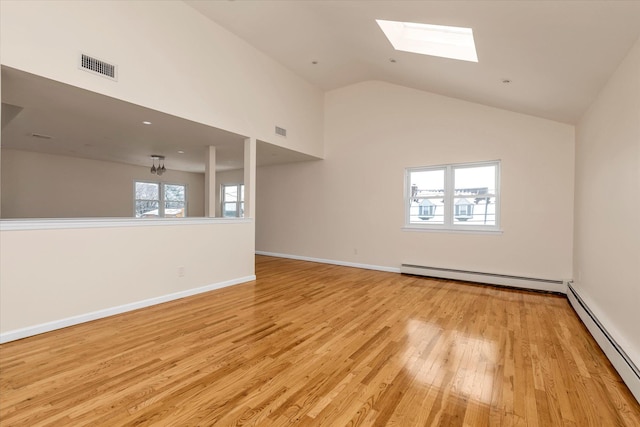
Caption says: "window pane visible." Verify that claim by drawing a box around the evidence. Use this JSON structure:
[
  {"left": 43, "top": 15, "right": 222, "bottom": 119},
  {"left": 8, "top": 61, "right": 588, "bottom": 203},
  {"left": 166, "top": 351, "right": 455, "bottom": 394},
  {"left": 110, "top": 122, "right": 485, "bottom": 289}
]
[
  {"left": 136, "top": 201, "right": 159, "bottom": 218},
  {"left": 410, "top": 169, "right": 445, "bottom": 196},
  {"left": 164, "top": 184, "right": 185, "bottom": 202},
  {"left": 410, "top": 199, "right": 445, "bottom": 224},
  {"left": 453, "top": 165, "right": 496, "bottom": 226},
  {"left": 453, "top": 197, "right": 495, "bottom": 225},
  {"left": 164, "top": 202, "right": 185, "bottom": 217},
  {"left": 135, "top": 182, "right": 159, "bottom": 200},
  {"left": 240, "top": 202, "right": 244, "bottom": 218},
  {"left": 224, "top": 185, "right": 238, "bottom": 202},
  {"left": 240, "top": 185, "right": 245, "bottom": 201},
  {"left": 454, "top": 165, "right": 496, "bottom": 196},
  {"left": 409, "top": 169, "right": 445, "bottom": 224},
  {"left": 223, "top": 202, "right": 237, "bottom": 217},
  {"left": 165, "top": 201, "right": 184, "bottom": 209}
]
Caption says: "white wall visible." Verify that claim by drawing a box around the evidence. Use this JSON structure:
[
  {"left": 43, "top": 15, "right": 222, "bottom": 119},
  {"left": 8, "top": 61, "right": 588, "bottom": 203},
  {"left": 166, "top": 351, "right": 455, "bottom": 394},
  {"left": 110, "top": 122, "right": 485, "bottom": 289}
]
[
  {"left": 0, "top": 0, "right": 327, "bottom": 339},
  {"left": 257, "top": 81, "right": 575, "bottom": 281},
  {"left": 574, "top": 38, "right": 640, "bottom": 366},
  {"left": 0, "top": 0, "right": 324, "bottom": 158},
  {"left": 0, "top": 221, "right": 254, "bottom": 334},
  {"left": 1, "top": 149, "right": 205, "bottom": 218}
]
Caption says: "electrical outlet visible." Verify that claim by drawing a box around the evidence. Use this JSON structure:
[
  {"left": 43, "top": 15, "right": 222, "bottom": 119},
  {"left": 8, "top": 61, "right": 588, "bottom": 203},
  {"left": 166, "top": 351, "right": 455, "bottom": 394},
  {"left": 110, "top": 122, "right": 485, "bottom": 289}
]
[{"left": 178, "top": 266, "right": 185, "bottom": 277}]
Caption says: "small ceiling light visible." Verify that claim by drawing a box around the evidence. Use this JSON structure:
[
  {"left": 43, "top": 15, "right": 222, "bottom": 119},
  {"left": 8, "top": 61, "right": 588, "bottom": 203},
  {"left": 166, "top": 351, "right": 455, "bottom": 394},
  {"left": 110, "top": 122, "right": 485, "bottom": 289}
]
[
  {"left": 502, "top": 79, "right": 512, "bottom": 84},
  {"left": 311, "top": 61, "right": 318, "bottom": 65},
  {"left": 177, "top": 150, "right": 185, "bottom": 154},
  {"left": 150, "top": 155, "right": 166, "bottom": 175},
  {"left": 142, "top": 121, "right": 152, "bottom": 125},
  {"left": 376, "top": 19, "right": 478, "bottom": 62},
  {"left": 389, "top": 58, "right": 397, "bottom": 63}
]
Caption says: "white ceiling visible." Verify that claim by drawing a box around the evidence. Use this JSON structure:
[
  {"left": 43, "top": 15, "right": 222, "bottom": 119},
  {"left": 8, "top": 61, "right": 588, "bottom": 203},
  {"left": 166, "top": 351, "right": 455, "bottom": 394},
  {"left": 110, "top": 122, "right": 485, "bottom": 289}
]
[
  {"left": 187, "top": 0, "right": 640, "bottom": 124},
  {"left": 1, "top": 67, "right": 318, "bottom": 173},
  {"left": 3, "top": 2, "right": 639, "bottom": 173}
]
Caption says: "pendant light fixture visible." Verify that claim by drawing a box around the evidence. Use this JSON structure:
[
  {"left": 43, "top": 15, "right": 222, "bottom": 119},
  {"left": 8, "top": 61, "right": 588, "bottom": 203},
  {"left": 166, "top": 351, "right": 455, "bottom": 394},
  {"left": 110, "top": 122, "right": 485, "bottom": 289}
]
[{"left": 150, "top": 155, "right": 166, "bottom": 175}]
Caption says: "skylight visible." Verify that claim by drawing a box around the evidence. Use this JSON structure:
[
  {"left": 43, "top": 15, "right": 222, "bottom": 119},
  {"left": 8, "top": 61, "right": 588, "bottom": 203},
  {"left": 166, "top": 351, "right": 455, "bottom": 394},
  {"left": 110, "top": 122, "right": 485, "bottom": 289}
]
[{"left": 376, "top": 20, "right": 478, "bottom": 62}]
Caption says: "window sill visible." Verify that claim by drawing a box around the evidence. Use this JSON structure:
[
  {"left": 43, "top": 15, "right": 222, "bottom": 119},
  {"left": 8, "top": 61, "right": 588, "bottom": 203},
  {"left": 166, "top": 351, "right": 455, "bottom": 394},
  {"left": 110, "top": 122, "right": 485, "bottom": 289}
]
[
  {"left": 402, "top": 226, "right": 503, "bottom": 235},
  {"left": 0, "top": 217, "right": 252, "bottom": 231}
]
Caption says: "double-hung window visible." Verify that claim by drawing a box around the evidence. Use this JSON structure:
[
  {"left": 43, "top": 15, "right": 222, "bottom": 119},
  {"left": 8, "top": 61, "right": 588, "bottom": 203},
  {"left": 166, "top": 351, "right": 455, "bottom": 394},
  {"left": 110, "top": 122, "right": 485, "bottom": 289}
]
[
  {"left": 221, "top": 184, "right": 244, "bottom": 218},
  {"left": 405, "top": 160, "right": 500, "bottom": 231},
  {"left": 135, "top": 181, "right": 187, "bottom": 218}
]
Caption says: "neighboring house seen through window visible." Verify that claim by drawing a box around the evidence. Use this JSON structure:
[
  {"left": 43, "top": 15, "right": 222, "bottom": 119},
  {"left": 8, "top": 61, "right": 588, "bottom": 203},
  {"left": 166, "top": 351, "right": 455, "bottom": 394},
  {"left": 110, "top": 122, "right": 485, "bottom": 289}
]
[
  {"left": 135, "top": 181, "right": 187, "bottom": 218},
  {"left": 222, "top": 184, "right": 244, "bottom": 218},
  {"left": 406, "top": 160, "right": 500, "bottom": 231}
]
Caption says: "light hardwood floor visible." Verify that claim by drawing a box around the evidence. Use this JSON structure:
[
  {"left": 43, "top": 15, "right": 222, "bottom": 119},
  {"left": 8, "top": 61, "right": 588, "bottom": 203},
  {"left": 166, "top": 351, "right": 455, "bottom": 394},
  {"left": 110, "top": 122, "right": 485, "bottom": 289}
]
[{"left": 1, "top": 255, "right": 638, "bottom": 426}]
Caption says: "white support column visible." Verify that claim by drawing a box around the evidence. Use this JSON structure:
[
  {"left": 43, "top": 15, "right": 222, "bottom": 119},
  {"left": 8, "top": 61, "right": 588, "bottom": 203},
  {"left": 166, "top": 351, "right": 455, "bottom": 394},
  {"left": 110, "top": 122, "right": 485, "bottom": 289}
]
[
  {"left": 243, "top": 137, "right": 257, "bottom": 219},
  {"left": 204, "top": 145, "right": 216, "bottom": 217}
]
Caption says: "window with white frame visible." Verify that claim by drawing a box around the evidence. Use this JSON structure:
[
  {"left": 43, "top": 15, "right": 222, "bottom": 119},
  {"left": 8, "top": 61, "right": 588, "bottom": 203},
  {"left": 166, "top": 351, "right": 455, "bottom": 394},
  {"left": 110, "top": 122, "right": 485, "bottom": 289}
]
[
  {"left": 135, "top": 182, "right": 187, "bottom": 218},
  {"left": 221, "top": 184, "right": 244, "bottom": 218},
  {"left": 406, "top": 161, "right": 500, "bottom": 231}
]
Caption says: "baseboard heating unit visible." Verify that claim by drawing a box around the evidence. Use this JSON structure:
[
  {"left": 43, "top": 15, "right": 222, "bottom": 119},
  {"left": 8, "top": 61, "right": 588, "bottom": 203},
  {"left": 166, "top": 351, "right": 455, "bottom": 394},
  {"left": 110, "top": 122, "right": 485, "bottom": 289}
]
[
  {"left": 400, "top": 264, "right": 566, "bottom": 294},
  {"left": 566, "top": 283, "right": 640, "bottom": 402}
]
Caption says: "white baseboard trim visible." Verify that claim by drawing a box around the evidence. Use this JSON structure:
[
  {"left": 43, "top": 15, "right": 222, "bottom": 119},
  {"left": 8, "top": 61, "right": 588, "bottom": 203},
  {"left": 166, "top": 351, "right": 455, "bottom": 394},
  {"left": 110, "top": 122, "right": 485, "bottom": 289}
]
[
  {"left": 0, "top": 275, "right": 256, "bottom": 344},
  {"left": 400, "top": 264, "right": 566, "bottom": 294},
  {"left": 567, "top": 284, "right": 640, "bottom": 403},
  {"left": 255, "top": 251, "right": 401, "bottom": 274}
]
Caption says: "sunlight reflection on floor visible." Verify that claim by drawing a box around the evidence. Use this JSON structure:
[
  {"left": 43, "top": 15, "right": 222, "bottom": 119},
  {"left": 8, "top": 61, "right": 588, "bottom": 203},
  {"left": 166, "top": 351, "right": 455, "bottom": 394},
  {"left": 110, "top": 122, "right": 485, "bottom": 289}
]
[{"left": 403, "top": 318, "right": 497, "bottom": 405}]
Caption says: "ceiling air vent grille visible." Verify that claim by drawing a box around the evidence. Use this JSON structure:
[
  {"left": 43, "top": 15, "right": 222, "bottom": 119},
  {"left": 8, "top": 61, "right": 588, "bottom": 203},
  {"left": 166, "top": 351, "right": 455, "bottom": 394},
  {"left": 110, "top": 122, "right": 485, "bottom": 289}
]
[
  {"left": 31, "top": 133, "right": 53, "bottom": 140},
  {"left": 275, "top": 126, "right": 287, "bottom": 137},
  {"left": 80, "top": 54, "right": 117, "bottom": 80}
]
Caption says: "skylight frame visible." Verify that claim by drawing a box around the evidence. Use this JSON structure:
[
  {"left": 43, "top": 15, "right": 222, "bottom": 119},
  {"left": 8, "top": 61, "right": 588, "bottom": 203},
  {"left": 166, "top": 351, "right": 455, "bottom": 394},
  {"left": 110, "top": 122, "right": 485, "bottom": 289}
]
[{"left": 376, "top": 19, "right": 478, "bottom": 62}]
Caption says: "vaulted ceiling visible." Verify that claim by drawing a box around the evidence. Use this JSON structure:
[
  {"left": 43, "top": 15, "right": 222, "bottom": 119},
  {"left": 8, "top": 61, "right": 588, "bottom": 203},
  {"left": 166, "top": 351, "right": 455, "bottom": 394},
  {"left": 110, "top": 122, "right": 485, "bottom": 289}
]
[
  {"left": 187, "top": 0, "right": 640, "bottom": 124},
  {"left": 3, "top": 1, "right": 639, "bottom": 173}
]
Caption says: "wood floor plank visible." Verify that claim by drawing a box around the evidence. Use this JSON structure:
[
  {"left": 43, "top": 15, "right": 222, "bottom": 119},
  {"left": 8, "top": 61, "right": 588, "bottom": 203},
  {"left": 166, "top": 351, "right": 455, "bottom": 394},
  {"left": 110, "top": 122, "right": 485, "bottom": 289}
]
[{"left": 1, "top": 255, "right": 639, "bottom": 426}]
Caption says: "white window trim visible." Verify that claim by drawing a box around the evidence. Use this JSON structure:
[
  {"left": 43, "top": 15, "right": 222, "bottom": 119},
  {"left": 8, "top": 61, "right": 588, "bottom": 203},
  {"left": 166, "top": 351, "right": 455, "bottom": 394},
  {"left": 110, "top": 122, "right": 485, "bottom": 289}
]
[
  {"left": 0, "top": 217, "right": 251, "bottom": 231},
  {"left": 404, "top": 160, "right": 501, "bottom": 233},
  {"left": 134, "top": 181, "right": 188, "bottom": 218},
  {"left": 221, "top": 183, "right": 244, "bottom": 218}
]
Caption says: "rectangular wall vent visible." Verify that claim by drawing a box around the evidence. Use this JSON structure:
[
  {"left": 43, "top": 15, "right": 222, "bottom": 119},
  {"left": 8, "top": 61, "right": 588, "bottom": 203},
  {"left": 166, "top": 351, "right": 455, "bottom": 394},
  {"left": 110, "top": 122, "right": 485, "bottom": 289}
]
[
  {"left": 79, "top": 54, "right": 117, "bottom": 80},
  {"left": 275, "top": 126, "right": 287, "bottom": 137}
]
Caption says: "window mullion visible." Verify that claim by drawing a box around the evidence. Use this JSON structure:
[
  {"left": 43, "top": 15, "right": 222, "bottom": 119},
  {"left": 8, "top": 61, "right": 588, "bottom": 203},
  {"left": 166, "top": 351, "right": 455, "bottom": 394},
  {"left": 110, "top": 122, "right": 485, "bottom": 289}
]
[
  {"left": 444, "top": 166, "right": 453, "bottom": 227},
  {"left": 405, "top": 170, "right": 412, "bottom": 225},
  {"left": 494, "top": 164, "right": 500, "bottom": 227},
  {"left": 159, "top": 183, "right": 165, "bottom": 217}
]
